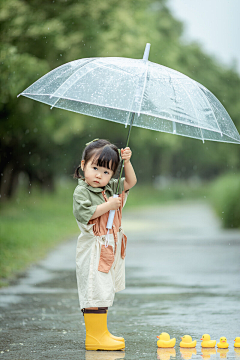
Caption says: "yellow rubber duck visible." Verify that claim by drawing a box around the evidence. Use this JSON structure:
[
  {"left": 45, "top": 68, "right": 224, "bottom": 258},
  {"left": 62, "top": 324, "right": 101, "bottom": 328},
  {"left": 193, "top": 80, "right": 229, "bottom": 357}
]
[
  {"left": 157, "top": 332, "right": 176, "bottom": 348},
  {"left": 217, "top": 337, "right": 229, "bottom": 349},
  {"left": 201, "top": 334, "right": 216, "bottom": 348},
  {"left": 180, "top": 335, "right": 197, "bottom": 348},
  {"left": 234, "top": 337, "right": 240, "bottom": 348}
]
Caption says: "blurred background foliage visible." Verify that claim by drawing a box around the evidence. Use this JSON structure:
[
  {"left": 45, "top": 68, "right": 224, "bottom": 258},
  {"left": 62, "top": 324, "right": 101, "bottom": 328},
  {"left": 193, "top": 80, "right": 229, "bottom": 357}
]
[
  {"left": 1, "top": 0, "right": 240, "bottom": 197},
  {"left": 1, "top": 0, "right": 240, "bottom": 281}
]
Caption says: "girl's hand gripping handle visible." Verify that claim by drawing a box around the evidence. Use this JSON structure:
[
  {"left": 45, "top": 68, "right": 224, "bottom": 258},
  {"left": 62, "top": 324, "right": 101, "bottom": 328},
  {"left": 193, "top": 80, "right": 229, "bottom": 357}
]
[{"left": 106, "top": 194, "right": 119, "bottom": 230}]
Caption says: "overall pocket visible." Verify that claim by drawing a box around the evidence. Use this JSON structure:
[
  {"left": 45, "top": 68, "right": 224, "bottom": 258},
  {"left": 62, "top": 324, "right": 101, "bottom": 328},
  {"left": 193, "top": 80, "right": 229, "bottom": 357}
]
[
  {"left": 121, "top": 233, "right": 127, "bottom": 259},
  {"left": 98, "top": 245, "right": 114, "bottom": 273}
]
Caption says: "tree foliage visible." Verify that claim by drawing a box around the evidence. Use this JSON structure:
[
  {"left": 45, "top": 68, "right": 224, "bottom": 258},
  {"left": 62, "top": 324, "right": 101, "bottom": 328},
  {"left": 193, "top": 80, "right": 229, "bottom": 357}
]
[{"left": 1, "top": 0, "right": 240, "bottom": 200}]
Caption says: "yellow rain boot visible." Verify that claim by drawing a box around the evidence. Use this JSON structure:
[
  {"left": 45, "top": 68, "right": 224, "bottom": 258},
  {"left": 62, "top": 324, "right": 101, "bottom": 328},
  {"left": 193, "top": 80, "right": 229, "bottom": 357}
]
[
  {"left": 83, "top": 309, "right": 125, "bottom": 351},
  {"left": 99, "top": 307, "right": 124, "bottom": 343}
]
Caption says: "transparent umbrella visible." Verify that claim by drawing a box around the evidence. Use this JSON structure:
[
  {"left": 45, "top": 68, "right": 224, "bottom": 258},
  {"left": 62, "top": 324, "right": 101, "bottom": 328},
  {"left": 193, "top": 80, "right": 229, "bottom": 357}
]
[
  {"left": 18, "top": 43, "right": 240, "bottom": 229},
  {"left": 18, "top": 43, "right": 240, "bottom": 146}
]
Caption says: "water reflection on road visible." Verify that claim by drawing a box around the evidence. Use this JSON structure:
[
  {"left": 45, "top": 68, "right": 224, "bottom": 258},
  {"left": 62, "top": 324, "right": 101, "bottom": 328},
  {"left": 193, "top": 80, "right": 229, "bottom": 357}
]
[{"left": 117, "top": 201, "right": 240, "bottom": 359}]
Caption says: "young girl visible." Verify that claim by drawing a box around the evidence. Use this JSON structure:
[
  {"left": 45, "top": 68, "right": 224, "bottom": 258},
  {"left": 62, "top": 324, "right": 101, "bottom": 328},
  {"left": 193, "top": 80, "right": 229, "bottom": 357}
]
[{"left": 73, "top": 139, "right": 137, "bottom": 351}]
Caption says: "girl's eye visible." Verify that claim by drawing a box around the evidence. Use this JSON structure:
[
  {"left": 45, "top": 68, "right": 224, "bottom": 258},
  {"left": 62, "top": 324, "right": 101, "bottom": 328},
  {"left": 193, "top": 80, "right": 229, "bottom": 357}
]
[
  {"left": 93, "top": 167, "right": 98, "bottom": 170},
  {"left": 104, "top": 171, "right": 109, "bottom": 175}
]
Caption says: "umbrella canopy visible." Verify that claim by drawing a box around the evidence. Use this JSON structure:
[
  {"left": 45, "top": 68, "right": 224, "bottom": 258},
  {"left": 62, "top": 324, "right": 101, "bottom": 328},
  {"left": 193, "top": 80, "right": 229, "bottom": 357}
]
[{"left": 19, "top": 44, "right": 240, "bottom": 144}]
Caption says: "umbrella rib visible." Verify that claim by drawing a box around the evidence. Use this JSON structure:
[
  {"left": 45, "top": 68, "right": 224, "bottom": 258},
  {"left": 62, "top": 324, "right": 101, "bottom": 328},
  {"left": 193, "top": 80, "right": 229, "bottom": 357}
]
[
  {"left": 122, "top": 62, "right": 149, "bottom": 126},
  {"left": 176, "top": 79, "right": 205, "bottom": 143},
  {"left": 134, "top": 62, "right": 149, "bottom": 116},
  {"left": 197, "top": 85, "right": 223, "bottom": 137},
  {"left": 50, "top": 58, "right": 97, "bottom": 109},
  {"left": 199, "top": 83, "right": 240, "bottom": 142},
  {"left": 167, "top": 74, "right": 177, "bottom": 134}
]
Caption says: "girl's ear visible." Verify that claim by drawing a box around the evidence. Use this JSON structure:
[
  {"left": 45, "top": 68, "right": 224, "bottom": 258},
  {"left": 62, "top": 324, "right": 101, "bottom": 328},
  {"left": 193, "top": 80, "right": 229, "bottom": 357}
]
[{"left": 81, "top": 160, "right": 85, "bottom": 171}]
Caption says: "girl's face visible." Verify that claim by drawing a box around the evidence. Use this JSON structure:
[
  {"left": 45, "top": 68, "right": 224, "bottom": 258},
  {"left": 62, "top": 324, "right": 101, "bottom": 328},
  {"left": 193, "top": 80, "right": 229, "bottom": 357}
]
[{"left": 81, "top": 155, "right": 114, "bottom": 188}]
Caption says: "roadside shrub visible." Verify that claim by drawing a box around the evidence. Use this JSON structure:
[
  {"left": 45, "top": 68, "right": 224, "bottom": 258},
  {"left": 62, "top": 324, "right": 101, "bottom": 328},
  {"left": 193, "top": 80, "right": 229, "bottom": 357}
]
[{"left": 210, "top": 173, "right": 240, "bottom": 228}]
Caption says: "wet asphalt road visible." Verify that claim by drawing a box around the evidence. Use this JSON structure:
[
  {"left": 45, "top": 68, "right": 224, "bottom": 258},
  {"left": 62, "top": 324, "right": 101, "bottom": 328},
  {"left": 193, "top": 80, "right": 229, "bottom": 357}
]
[{"left": 1, "top": 201, "right": 240, "bottom": 360}]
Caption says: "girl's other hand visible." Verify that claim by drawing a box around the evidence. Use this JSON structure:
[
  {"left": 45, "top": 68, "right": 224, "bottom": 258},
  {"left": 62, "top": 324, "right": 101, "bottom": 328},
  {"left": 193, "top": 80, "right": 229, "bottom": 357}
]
[
  {"left": 108, "top": 196, "right": 121, "bottom": 210},
  {"left": 121, "top": 147, "right": 132, "bottom": 164}
]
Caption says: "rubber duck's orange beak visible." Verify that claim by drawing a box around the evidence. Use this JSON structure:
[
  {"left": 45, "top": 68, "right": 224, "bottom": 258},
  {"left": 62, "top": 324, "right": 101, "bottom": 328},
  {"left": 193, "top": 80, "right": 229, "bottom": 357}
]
[
  {"left": 157, "top": 336, "right": 159, "bottom": 339},
  {"left": 201, "top": 338, "right": 203, "bottom": 340},
  {"left": 181, "top": 337, "right": 183, "bottom": 340}
]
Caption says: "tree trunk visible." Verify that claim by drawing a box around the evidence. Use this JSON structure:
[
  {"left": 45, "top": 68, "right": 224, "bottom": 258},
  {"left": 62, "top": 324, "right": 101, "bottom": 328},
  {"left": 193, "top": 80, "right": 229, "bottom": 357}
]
[{"left": 0, "top": 163, "right": 17, "bottom": 201}]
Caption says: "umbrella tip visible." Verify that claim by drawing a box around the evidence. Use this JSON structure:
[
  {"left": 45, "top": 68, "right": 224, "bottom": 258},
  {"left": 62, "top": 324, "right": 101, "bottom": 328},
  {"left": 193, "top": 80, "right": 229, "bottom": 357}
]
[{"left": 143, "top": 43, "right": 151, "bottom": 61}]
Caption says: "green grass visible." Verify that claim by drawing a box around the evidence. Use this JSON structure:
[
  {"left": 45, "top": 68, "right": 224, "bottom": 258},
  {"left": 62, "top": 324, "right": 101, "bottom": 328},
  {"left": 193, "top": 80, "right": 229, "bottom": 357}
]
[
  {"left": 210, "top": 172, "right": 240, "bottom": 228},
  {"left": 127, "top": 181, "right": 209, "bottom": 208},
  {"left": 0, "top": 179, "right": 209, "bottom": 285},
  {"left": 0, "top": 180, "right": 78, "bottom": 285}
]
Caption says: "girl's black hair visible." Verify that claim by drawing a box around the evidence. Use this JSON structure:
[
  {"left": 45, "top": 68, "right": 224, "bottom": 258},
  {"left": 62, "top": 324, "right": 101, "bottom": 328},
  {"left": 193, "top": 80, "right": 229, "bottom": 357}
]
[{"left": 74, "top": 139, "right": 120, "bottom": 179}]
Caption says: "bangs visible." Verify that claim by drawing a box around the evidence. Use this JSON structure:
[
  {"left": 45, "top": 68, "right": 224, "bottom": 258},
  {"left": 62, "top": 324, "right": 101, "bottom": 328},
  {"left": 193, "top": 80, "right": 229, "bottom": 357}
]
[{"left": 92, "top": 146, "right": 119, "bottom": 174}]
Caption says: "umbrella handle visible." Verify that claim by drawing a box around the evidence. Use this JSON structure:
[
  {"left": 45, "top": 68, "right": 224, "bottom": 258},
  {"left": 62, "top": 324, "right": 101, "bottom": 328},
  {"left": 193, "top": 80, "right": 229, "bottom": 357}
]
[{"left": 106, "top": 194, "right": 119, "bottom": 230}]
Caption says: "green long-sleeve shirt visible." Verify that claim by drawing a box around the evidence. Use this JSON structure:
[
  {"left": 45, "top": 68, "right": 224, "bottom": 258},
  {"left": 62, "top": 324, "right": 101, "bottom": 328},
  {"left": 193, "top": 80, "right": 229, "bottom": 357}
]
[{"left": 73, "top": 177, "right": 125, "bottom": 225}]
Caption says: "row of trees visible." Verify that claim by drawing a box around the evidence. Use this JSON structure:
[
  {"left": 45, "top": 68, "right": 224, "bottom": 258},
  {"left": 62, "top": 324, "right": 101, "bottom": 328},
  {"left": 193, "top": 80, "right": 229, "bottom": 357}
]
[{"left": 1, "top": 0, "right": 240, "bottom": 200}]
